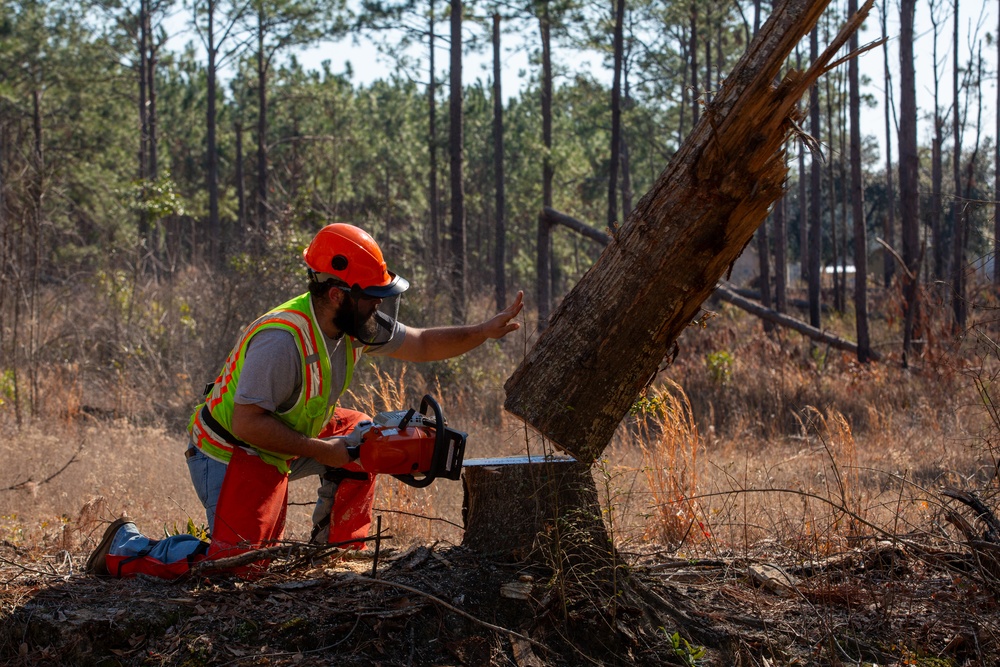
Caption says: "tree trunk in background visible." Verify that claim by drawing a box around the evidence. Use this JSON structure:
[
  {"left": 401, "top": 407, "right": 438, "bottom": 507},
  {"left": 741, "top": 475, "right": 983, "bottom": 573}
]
[
  {"left": 995, "top": 3, "right": 1000, "bottom": 286},
  {"left": 235, "top": 122, "right": 245, "bottom": 235},
  {"left": 256, "top": 10, "right": 268, "bottom": 235},
  {"left": 492, "top": 13, "right": 506, "bottom": 312},
  {"left": 797, "top": 47, "right": 808, "bottom": 290},
  {"left": 206, "top": 0, "right": 221, "bottom": 267},
  {"left": 505, "top": 0, "right": 873, "bottom": 462},
  {"left": 429, "top": 1, "right": 440, "bottom": 275},
  {"left": 449, "top": 0, "right": 465, "bottom": 323},
  {"left": 689, "top": 1, "right": 699, "bottom": 126},
  {"left": 881, "top": 4, "right": 895, "bottom": 288},
  {"left": 753, "top": 6, "right": 772, "bottom": 326},
  {"left": 825, "top": 69, "right": 840, "bottom": 312},
  {"left": 537, "top": 0, "right": 553, "bottom": 327},
  {"left": 808, "top": 26, "right": 822, "bottom": 328},
  {"left": 849, "top": 0, "right": 870, "bottom": 362},
  {"left": 138, "top": 0, "right": 150, "bottom": 256},
  {"left": 607, "top": 0, "right": 624, "bottom": 229},
  {"left": 951, "top": 0, "right": 965, "bottom": 329},
  {"left": 899, "top": 0, "right": 920, "bottom": 365},
  {"left": 773, "top": 184, "right": 787, "bottom": 312},
  {"left": 930, "top": 2, "right": 943, "bottom": 280}
]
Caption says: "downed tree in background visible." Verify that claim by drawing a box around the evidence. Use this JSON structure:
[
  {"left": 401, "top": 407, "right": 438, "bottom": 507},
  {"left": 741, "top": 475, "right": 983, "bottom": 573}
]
[
  {"left": 540, "top": 207, "right": 872, "bottom": 358},
  {"left": 505, "top": 0, "right": 875, "bottom": 464}
]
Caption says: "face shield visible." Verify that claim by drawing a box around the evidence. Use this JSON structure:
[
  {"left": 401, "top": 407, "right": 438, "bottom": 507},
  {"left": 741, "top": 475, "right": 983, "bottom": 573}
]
[{"left": 332, "top": 273, "right": 409, "bottom": 348}]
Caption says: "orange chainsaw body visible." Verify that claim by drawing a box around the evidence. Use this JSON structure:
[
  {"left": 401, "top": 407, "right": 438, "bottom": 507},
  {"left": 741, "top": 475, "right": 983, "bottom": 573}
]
[
  {"left": 358, "top": 424, "right": 436, "bottom": 476},
  {"left": 353, "top": 396, "right": 467, "bottom": 488}
]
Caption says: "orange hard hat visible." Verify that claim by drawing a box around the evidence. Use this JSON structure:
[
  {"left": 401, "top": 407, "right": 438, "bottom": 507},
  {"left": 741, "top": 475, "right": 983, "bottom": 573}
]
[{"left": 303, "top": 224, "right": 409, "bottom": 298}]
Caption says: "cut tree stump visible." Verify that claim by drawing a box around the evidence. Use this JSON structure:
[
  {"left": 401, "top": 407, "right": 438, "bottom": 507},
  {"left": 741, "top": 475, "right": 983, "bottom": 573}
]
[
  {"left": 461, "top": 457, "right": 607, "bottom": 562},
  {"left": 505, "top": 0, "right": 874, "bottom": 463}
]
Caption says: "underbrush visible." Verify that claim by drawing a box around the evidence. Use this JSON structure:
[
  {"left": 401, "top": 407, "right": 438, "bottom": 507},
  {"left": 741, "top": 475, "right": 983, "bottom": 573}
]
[{"left": 0, "top": 273, "right": 997, "bottom": 585}]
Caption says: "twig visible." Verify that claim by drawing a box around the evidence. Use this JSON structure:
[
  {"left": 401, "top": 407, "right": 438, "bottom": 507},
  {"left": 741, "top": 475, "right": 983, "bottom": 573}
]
[
  {"left": 191, "top": 535, "right": 392, "bottom": 574},
  {"left": 343, "top": 573, "right": 551, "bottom": 654},
  {"left": 0, "top": 556, "right": 67, "bottom": 583},
  {"left": 371, "top": 506, "right": 464, "bottom": 530},
  {"left": 2, "top": 441, "right": 84, "bottom": 492}
]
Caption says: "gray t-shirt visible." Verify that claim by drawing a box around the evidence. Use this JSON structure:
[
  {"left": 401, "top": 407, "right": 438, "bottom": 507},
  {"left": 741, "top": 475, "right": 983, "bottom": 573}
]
[{"left": 235, "top": 319, "right": 406, "bottom": 414}]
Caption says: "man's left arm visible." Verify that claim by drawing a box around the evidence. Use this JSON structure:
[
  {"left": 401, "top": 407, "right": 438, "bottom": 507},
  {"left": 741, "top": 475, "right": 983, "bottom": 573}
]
[{"left": 389, "top": 291, "right": 523, "bottom": 362}]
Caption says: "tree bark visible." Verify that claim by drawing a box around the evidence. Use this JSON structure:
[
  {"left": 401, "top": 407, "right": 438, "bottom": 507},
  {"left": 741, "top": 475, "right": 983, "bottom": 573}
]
[
  {"left": 773, "top": 185, "right": 787, "bottom": 312},
  {"left": 537, "top": 1, "right": 553, "bottom": 327},
  {"left": 449, "top": 0, "right": 465, "bottom": 323},
  {"left": 429, "top": 0, "right": 440, "bottom": 275},
  {"left": 462, "top": 458, "right": 603, "bottom": 560},
  {"left": 492, "top": 13, "right": 506, "bottom": 312},
  {"left": 899, "top": 0, "right": 921, "bottom": 365},
  {"left": 951, "top": 0, "right": 965, "bottom": 329},
  {"left": 504, "top": 0, "right": 873, "bottom": 463},
  {"left": 849, "top": 0, "right": 870, "bottom": 362},
  {"left": 881, "top": 5, "right": 895, "bottom": 288},
  {"left": 207, "top": 0, "right": 221, "bottom": 267},
  {"left": 808, "top": 25, "right": 822, "bottom": 327},
  {"left": 256, "top": 9, "right": 268, "bottom": 234},
  {"left": 607, "top": 0, "right": 625, "bottom": 229},
  {"left": 995, "top": 2, "right": 1000, "bottom": 286}
]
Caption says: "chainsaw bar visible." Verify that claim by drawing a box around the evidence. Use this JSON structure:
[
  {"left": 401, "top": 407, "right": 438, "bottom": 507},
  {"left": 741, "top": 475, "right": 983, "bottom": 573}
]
[{"left": 462, "top": 454, "right": 578, "bottom": 467}]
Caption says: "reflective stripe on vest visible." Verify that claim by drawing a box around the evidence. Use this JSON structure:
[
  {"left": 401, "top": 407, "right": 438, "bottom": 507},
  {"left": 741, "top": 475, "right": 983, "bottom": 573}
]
[{"left": 188, "top": 292, "right": 362, "bottom": 473}]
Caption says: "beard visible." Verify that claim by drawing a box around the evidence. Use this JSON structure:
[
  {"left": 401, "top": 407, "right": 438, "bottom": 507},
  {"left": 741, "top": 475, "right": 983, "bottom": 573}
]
[{"left": 333, "top": 296, "right": 381, "bottom": 343}]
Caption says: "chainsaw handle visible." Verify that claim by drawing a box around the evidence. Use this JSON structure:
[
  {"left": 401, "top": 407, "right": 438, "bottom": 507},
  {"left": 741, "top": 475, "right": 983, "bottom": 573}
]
[{"left": 391, "top": 394, "right": 444, "bottom": 488}]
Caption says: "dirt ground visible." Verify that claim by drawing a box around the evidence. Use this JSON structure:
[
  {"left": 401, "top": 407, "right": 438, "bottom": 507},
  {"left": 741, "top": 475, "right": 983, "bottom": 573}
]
[{"left": 2, "top": 526, "right": 1000, "bottom": 666}]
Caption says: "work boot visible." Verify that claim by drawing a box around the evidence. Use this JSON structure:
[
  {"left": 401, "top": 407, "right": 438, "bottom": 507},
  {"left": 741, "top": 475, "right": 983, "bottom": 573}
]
[{"left": 85, "top": 518, "right": 133, "bottom": 576}]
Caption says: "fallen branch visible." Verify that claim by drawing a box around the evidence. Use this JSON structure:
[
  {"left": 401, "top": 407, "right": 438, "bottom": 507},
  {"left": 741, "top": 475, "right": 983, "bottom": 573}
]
[
  {"left": 715, "top": 283, "right": 881, "bottom": 360},
  {"left": 190, "top": 534, "right": 392, "bottom": 574},
  {"left": 541, "top": 206, "right": 876, "bottom": 360}
]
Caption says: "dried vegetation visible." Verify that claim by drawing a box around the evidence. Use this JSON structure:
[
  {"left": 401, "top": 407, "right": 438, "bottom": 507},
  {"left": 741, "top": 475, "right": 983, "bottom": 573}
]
[{"left": 3, "top": 277, "right": 1000, "bottom": 665}]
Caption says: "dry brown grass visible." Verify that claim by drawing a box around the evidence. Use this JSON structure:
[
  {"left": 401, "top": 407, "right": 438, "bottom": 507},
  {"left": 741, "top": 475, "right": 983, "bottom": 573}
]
[{"left": 1, "top": 276, "right": 997, "bottom": 581}]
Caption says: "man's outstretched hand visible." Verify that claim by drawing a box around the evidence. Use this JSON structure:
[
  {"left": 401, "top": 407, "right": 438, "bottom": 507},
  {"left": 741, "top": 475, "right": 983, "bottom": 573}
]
[{"left": 480, "top": 290, "right": 524, "bottom": 339}]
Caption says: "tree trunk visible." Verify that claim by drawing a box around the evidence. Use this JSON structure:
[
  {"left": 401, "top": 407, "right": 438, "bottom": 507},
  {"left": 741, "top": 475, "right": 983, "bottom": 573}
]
[
  {"left": 899, "top": 0, "right": 921, "bottom": 365},
  {"left": 930, "top": 2, "right": 944, "bottom": 280},
  {"left": 492, "top": 13, "right": 506, "bottom": 312},
  {"left": 797, "top": 47, "right": 808, "bottom": 288},
  {"left": 138, "top": 0, "right": 150, "bottom": 256},
  {"left": 235, "top": 121, "right": 245, "bottom": 238},
  {"left": 449, "top": 0, "right": 465, "bottom": 323},
  {"left": 773, "top": 182, "right": 788, "bottom": 312},
  {"left": 808, "top": 25, "right": 822, "bottom": 327},
  {"left": 462, "top": 458, "right": 603, "bottom": 560},
  {"left": 689, "top": 1, "right": 700, "bottom": 125},
  {"left": 826, "top": 67, "right": 840, "bottom": 312},
  {"left": 881, "top": 6, "right": 896, "bottom": 288},
  {"left": 951, "top": 0, "right": 965, "bottom": 329},
  {"left": 504, "top": 0, "right": 873, "bottom": 463},
  {"left": 537, "top": 1, "right": 553, "bottom": 327},
  {"left": 607, "top": 0, "right": 624, "bottom": 229},
  {"left": 429, "top": 0, "right": 440, "bottom": 275},
  {"left": 995, "top": 2, "right": 1000, "bottom": 286},
  {"left": 207, "top": 0, "right": 221, "bottom": 267},
  {"left": 849, "top": 0, "right": 870, "bottom": 362},
  {"left": 256, "top": 10, "right": 268, "bottom": 234}
]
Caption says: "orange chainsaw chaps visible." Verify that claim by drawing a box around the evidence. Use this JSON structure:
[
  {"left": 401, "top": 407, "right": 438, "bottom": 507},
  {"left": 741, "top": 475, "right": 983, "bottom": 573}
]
[
  {"left": 319, "top": 407, "right": 376, "bottom": 550},
  {"left": 207, "top": 445, "right": 289, "bottom": 578}
]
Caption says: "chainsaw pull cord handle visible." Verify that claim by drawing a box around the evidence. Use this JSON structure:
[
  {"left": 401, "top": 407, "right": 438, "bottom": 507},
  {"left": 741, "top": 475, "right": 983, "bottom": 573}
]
[{"left": 392, "top": 394, "right": 443, "bottom": 488}]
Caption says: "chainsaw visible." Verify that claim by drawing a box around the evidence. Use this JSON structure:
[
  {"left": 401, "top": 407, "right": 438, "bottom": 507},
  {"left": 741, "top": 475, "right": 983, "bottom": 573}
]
[{"left": 346, "top": 394, "right": 467, "bottom": 488}]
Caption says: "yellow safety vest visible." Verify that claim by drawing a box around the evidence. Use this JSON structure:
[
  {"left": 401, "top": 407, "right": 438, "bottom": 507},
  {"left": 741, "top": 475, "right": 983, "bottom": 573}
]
[{"left": 188, "top": 292, "right": 362, "bottom": 473}]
